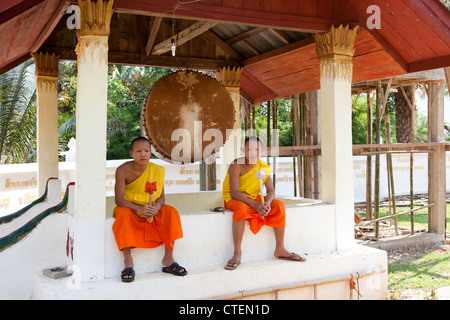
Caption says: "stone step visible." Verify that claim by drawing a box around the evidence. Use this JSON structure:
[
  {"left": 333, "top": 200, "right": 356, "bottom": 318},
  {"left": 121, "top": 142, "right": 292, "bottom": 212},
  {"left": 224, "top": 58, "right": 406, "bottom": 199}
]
[{"left": 33, "top": 246, "right": 387, "bottom": 300}]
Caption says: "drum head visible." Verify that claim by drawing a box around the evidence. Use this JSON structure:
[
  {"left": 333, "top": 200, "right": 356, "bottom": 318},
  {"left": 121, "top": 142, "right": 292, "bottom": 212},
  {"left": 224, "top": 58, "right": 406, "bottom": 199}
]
[{"left": 141, "top": 70, "right": 236, "bottom": 163}]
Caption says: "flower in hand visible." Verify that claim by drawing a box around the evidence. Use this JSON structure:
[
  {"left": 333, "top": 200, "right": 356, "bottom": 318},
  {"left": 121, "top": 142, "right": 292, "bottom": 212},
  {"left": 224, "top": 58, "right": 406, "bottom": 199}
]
[{"left": 144, "top": 181, "right": 157, "bottom": 222}]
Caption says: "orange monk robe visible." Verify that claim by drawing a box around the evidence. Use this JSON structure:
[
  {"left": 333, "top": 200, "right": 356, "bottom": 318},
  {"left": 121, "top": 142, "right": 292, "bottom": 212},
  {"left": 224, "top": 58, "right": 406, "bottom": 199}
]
[
  {"left": 222, "top": 159, "right": 286, "bottom": 234},
  {"left": 112, "top": 162, "right": 183, "bottom": 252}
]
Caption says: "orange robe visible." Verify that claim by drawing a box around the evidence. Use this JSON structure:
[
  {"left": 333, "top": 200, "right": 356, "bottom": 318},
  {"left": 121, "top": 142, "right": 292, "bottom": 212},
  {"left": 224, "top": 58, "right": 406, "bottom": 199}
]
[
  {"left": 112, "top": 162, "right": 183, "bottom": 252},
  {"left": 222, "top": 159, "right": 286, "bottom": 234}
]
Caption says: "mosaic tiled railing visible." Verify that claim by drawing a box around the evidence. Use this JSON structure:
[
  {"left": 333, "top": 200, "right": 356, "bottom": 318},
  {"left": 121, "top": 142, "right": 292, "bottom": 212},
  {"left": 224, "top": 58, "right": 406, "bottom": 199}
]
[{"left": 0, "top": 179, "right": 74, "bottom": 252}]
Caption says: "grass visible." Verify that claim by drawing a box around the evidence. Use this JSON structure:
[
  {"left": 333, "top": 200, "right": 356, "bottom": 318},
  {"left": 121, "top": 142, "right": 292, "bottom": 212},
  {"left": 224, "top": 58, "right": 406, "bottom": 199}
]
[
  {"left": 388, "top": 250, "right": 450, "bottom": 292},
  {"left": 357, "top": 200, "right": 450, "bottom": 299}
]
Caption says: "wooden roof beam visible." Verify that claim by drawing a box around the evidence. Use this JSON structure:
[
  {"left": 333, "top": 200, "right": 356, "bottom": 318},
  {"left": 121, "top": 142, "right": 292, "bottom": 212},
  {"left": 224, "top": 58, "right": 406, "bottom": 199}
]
[
  {"left": 114, "top": 0, "right": 353, "bottom": 32},
  {"left": 225, "top": 27, "right": 265, "bottom": 45},
  {"left": 201, "top": 30, "right": 243, "bottom": 61},
  {"left": 0, "top": 0, "right": 44, "bottom": 24},
  {"left": 145, "top": 16, "right": 162, "bottom": 56},
  {"left": 31, "top": 0, "right": 70, "bottom": 53},
  {"left": 151, "top": 20, "right": 218, "bottom": 56},
  {"left": 267, "top": 29, "right": 295, "bottom": 45}
]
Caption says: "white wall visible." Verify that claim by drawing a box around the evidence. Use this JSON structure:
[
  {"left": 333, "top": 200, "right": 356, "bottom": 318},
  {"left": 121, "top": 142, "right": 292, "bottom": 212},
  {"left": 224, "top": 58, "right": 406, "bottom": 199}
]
[{"left": 1, "top": 152, "right": 449, "bottom": 217}]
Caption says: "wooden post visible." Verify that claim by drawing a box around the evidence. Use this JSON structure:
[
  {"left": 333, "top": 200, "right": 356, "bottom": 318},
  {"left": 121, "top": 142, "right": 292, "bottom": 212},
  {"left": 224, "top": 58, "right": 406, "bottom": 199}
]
[
  {"left": 374, "top": 81, "right": 382, "bottom": 239},
  {"left": 384, "top": 94, "right": 398, "bottom": 234},
  {"left": 410, "top": 84, "right": 415, "bottom": 234},
  {"left": 366, "top": 91, "right": 373, "bottom": 220},
  {"left": 293, "top": 94, "right": 302, "bottom": 197},
  {"left": 426, "top": 81, "right": 446, "bottom": 240},
  {"left": 306, "top": 90, "right": 321, "bottom": 199},
  {"left": 266, "top": 100, "right": 271, "bottom": 165},
  {"left": 272, "top": 100, "right": 278, "bottom": 191}
]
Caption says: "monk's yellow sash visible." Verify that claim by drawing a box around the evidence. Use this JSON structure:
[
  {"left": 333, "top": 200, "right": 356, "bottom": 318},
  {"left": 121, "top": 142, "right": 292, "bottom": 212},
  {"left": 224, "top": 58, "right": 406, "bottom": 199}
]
[
  {"left": 222, "top": 159, "right": 271, "bottom": 203},
  {"left": 123, "top": 162, "right": 164, "bottom": 218}
]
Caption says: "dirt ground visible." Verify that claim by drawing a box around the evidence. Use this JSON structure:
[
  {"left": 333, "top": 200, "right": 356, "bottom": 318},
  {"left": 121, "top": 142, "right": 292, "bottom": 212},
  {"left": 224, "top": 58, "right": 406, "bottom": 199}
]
[{"left": 386, "top": 243, "right": 450, "bottom": 300}]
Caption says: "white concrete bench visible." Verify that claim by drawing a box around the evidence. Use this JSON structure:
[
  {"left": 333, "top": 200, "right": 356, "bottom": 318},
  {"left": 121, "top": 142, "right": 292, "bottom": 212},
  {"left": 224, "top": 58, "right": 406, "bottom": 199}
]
[
  {"left": 103, "top": 192, "right": 335, "bottom": 278},
  {"left": 33, "top": 189, "right": 388, "bottom": 300}
]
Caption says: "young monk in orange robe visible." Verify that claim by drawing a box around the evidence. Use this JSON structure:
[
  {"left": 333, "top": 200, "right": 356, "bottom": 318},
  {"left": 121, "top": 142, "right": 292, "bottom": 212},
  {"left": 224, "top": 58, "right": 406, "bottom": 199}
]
[
  {"left": 112, "top": 137, "right": 186, "bottom": 282},
  {"left": 222, "top": 136, "right": 306, "bottom": 270}
]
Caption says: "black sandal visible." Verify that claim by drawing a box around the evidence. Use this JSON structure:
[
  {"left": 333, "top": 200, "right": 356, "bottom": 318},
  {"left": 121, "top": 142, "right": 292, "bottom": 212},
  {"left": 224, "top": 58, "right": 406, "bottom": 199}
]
[
  {"left": 162, "top": 262, "right": 187, "bottom": 276},
  {"left": 121, "top": 267, "right": 135, "bottom": 282}
]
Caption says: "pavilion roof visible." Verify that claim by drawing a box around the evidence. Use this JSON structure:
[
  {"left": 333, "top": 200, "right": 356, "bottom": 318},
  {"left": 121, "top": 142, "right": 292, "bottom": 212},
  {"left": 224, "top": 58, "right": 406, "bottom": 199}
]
[{"left": 0, "top": 0, "right": 449, "bottom": 104}]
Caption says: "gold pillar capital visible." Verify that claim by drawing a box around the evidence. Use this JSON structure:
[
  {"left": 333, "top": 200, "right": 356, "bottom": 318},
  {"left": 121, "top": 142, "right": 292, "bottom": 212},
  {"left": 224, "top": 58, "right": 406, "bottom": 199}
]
[
  {"left": 32, "top": 52, "right": 59, "bottom": 92},
  {"left": 215, "top": 66, "right": 242, "bottom": 91},
  {"left": 313, "top": 25, "right": 359, "bottom": 82},
  {"left": 75, "top": 0, "right": 114, "bottom": 65},
  {"left": 76, "top": 0, "right": 114, "bottom": 39},
  {"left": 32, "top": 52, "right": 59, "bottom": 78}
]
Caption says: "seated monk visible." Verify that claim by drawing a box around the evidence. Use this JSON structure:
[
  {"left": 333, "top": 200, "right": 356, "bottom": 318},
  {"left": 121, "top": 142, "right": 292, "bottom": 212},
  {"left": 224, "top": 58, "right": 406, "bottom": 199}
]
[
  {"left": 222, "top": 136, "right": 306, "bottom": 270},
  {"left": 112, "top": 137, "right": 187, "bottom": 282}
]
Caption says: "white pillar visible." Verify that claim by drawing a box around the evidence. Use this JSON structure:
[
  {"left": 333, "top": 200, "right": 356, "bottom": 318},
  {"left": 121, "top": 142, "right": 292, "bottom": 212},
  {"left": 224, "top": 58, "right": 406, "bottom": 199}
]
[
  {"left": 72, "top": 0, "right": 113, "bottom": 282},
  {"left": 314, "top": 25, "right": 359, "bottom": 251},
  {"left": 32, "top": 52, "right": 59, "bottom": 195},
  {"left": 216, "top": 66, "right": 242, "bottom": 181}
]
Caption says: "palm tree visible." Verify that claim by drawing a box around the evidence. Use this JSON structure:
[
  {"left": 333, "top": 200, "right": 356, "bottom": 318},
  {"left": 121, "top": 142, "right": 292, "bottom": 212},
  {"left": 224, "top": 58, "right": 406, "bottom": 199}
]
[
  {"left": 0, "top": 59, "right": 37, "bottom": 163},
  {"left": 394, "top": 86, "right": 413, "bottom": 143}
]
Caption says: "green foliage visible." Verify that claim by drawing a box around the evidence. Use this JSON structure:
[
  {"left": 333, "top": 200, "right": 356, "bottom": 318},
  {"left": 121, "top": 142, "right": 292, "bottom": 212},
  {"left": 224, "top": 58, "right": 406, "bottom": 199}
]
[
  {"left": 105, "top": 65, "right": 171, "bottom": 159},
  {"left": 0, "top": 59, "right": 37, "bottom": 163},
  {"left": 56, "top": 63, "right": 171, "bottom": 160},
  {"left": 1, "top": 59, "right": 442, "bottom": 163},
  {"left": 252, "top": 99, "right": 293, "bottom": 148}
]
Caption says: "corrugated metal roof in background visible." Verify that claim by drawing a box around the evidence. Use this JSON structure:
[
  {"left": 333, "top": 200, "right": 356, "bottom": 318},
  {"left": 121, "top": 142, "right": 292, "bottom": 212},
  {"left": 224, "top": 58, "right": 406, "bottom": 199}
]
[{"left": 210, "top": 23, "right": 314, "bottom": 59}]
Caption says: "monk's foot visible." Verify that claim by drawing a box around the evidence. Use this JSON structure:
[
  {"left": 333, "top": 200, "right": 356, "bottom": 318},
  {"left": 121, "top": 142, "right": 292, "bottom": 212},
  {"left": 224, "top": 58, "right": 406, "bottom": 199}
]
[
  {"left": 121, "top": 267, "right": 135, "bottom": 282},
  {"left": 162, "top": 257, "right": 175, "bottom": 267},
  {"left": 224, "top": 259, "right": 241, "bottom": 270},
  {"left": 162, "top": 262, "right": 187, "bottom": 276},
  {"left": 274, "top": 248, "right": 306, "bottom": 262},
  {"left": 224, "top": 252, "right": 241, "bottom": 270}
]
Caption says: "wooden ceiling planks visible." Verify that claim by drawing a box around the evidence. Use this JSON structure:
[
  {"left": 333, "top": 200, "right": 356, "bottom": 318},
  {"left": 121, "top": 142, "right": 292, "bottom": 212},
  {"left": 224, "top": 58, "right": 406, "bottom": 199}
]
[
  {"left": 345, "top": 0, "right": 450, "bottom": 73},
  {"left": 241, "top": 29, "right": 406, "bottom": 101},
  {"left": 114, "top": 0, "right": 343, "bottom": 33},
  {"left": 0, "top": 0, "right": 449, "bottom": 105}
]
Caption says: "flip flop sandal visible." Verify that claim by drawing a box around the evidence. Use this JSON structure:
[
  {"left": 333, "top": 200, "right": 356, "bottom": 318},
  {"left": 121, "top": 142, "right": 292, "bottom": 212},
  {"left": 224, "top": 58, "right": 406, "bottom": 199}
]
[
  {"left": 224, "top": 259, "right": 241, "bottom": 270},
  {"left": 278, "top": 252, "right": 306, "bottom": 262},
  {"left": 162, "top": 262, "right": 187, "bottom": 276},
  {"left": 121, "top": 267, "right": 135, "bottom": 282}
]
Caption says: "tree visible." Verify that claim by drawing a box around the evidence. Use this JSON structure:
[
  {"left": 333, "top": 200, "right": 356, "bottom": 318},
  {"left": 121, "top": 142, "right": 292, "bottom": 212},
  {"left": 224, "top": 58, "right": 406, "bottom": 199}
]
[
  {"left": 394, "top": 86, "right": 413, "bottom": 143},
  {"left": 0, "top": 59, "right": 36, "bottom": 163}
]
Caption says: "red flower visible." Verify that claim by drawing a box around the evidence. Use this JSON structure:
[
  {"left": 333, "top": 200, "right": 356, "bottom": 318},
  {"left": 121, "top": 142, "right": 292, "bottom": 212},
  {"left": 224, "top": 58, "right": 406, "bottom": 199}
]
[{"left": 145, "top": 181, "right": 157, "bottom": 195}]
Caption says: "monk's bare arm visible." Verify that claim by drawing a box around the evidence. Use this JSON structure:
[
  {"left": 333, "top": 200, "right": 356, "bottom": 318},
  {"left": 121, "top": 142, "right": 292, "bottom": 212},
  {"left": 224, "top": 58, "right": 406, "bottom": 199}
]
[
  {"left": 228, "top": 163, "right": 265, "bottom": 215},
  {"left": 258, "top": 175, "right": 275, "bottom": 214},
  {"left": 114, "top": 165, "right": 144, "bottom": 213},
  {"left": 264, "top": 176, "right": 275, "bottom": 205}
]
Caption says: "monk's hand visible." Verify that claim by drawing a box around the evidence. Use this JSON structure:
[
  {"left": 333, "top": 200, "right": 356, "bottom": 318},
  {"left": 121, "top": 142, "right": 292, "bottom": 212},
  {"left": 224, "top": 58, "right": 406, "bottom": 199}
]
[
  {"left": 139, "top": 203, "right": 157, "bottom": 220},
  {"left": 262, "top": 203, "right": 271, "bottom": 215},
  {"left": 255, "top": 203, "right": 268, "bottom": 217}
]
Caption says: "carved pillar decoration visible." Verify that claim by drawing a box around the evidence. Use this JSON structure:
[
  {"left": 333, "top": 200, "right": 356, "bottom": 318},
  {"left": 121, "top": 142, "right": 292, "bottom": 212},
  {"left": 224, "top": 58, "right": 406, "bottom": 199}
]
[
  {"left": 75, "top": 0, "right": 114, "bottom": 65},
  {"left": 215, "top": 66, "right": 243, "bottom": 181},
  {"left": 313, "top": 25, "right": 359, "bottom": 251},
  {"left": 73, "top": 0, "right": 114, "bottom": 282},
  {"left": 216, "top": 66, "right": 242, "bottom": 90},
  {"left": 313, "top": 25, "right": 359, "bottom": 83},
  {"left": 32, "top": 52, "right": 60, "bottom": 195}
]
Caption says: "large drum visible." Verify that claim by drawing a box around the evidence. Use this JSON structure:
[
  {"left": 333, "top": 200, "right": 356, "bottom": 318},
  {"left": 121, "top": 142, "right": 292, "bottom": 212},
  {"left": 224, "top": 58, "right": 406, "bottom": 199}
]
[{"left": 141, "top": 70, "right": 236, "bottom": 164}]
